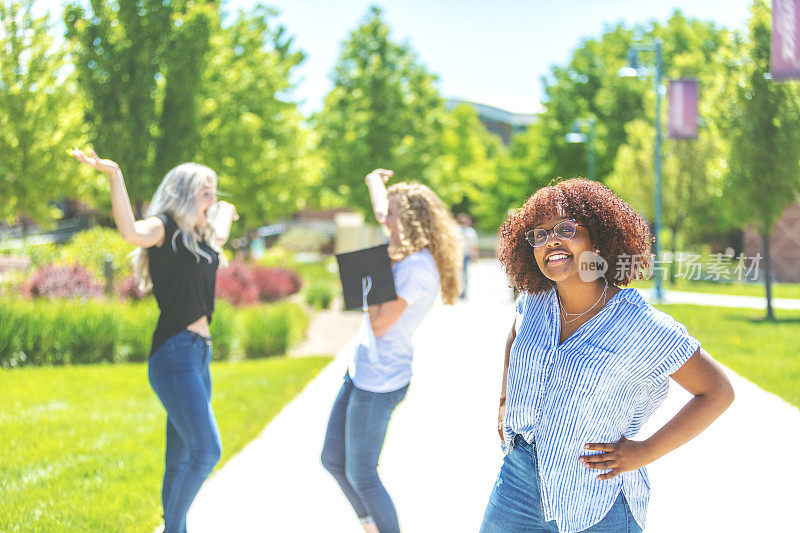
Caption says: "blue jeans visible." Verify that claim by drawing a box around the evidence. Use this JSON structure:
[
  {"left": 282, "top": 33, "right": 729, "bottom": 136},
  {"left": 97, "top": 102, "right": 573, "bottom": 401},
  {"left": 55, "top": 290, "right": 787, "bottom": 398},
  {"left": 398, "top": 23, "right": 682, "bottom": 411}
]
[
  {"left": 148, "top": 330, "right": 222, "bottom": 533},
  {"left": 480, "top": 436, "right": 642, "bottom": 533},
  {"left": 460, "top": 256, "right": 472, "bottom": 298},
  {"left": 321, "top": 374, "right": 409, "bottom": 533}
]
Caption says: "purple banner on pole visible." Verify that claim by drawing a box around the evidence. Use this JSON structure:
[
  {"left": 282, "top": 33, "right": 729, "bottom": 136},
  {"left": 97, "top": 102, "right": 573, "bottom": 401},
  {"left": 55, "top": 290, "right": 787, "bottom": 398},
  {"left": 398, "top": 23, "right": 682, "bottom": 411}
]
[
  {"left": 772, "top": 0, "right": 800, "bottom": 80},
  {"left": 668, "top": 79, "right": 698, "bottom": 139}
]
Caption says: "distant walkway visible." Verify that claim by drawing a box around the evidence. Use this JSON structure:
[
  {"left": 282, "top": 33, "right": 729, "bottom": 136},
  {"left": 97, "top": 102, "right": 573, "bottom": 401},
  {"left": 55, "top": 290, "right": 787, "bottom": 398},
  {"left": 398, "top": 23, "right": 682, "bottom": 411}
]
[
  {"left": 639, "top": 288, "right": 800, "bottom": 310},
  {"left": 289, "top": 300, "right": 361, "bottom": 358},
  {"left": 185, "top": 260, "right": 800, "bottom": 532}
]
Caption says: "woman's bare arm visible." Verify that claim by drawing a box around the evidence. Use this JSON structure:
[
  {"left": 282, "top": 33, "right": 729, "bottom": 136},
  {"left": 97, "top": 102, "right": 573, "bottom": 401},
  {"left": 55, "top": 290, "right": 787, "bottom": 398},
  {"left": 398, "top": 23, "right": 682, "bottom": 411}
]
[
  {"left": 70, "top": 149, "right": 164, "bottom": 248},
  {"left": 365, "top": 168, "right": 392, "bottom": 224},
  {"left": 368, "top": 297, "right": 409, "bottom": 337},
  {"left": 211, "top": 201, "right": 239, "bottom": 247},
  {"left": 498, "top": 322, "right": 516, "bottom": 442},
  {"left": 581, "top": 347, "right": 734, "bottom": 479}
]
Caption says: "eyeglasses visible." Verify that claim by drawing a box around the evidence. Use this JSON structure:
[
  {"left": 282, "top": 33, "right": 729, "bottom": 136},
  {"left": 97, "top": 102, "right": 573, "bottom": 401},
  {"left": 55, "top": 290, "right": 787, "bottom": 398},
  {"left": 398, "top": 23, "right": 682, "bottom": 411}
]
[{"left": 525, "top": 219, "right": 581, "bottom": 248}]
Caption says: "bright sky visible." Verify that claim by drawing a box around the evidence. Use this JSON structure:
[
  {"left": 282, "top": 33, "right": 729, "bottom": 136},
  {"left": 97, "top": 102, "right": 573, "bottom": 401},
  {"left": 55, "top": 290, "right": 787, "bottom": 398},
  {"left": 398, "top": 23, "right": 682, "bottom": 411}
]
[
  {"left": 38, "top": 0, "right": 752, "bottom": 114},
  {"left": 225, "top": 0, "right": 752, "bottom": 114}
]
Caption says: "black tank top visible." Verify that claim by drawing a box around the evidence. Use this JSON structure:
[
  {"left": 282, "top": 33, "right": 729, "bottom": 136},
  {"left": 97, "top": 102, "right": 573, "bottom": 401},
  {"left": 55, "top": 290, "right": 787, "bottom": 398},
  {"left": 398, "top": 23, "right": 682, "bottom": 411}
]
[{"left": 148, "top": 213, "right": 219, "bottom": 355}]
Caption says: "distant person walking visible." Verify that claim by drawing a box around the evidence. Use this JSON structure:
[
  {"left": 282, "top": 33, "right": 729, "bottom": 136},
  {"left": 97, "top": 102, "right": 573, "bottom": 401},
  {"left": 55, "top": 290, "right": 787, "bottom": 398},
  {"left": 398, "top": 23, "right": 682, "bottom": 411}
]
[
  {"left": 321, "top": 169, "right": 462, "bottom": 533},
  {"left": 457, "top": 213, "right": 479, "bottom": 299},
  {"left": 480, "top": 178, "right": 734, "bottom": 533},
  {"left": 70, "top": 149, "right": 238, "bottom": 533}
]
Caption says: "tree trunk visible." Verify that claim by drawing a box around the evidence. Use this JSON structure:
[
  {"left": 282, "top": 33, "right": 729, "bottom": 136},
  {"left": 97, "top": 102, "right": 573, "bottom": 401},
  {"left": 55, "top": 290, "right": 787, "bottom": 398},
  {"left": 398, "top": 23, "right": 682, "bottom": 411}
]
[{"left": 761, "top": 230, "right": 774, "bottom": 321}]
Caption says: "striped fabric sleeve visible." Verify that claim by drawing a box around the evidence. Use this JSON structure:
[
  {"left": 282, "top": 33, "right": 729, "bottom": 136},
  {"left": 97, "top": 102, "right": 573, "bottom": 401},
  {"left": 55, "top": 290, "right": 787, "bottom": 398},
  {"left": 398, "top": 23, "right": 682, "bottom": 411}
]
[
  {"left": 514, "top": 292, "right": 527, "bottom": 331},
  {"left": 647, "top": 324, "right": 701, "bottom": 381}
]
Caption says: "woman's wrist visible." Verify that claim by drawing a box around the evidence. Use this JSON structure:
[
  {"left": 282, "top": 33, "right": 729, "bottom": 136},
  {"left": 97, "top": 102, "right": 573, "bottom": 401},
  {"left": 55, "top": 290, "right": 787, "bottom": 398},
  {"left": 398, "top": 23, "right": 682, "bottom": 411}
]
[
  {"left": 637, "top": 438, "right": 660, "bottom": 464},
  {"left": 106, "top": 165, "right": 122, "bottom": 180},
  {"left": 365, "top": 173, "right": 383, "bottom": 186},
  {"left": 217, "top": 202, "right": 238, "bottom": 222}
]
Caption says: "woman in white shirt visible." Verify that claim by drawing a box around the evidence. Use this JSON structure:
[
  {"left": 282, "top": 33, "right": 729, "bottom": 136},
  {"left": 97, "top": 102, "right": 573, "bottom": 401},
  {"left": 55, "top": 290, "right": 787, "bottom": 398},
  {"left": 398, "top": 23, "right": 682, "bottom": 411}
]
[{"left": 321, "top": 169, "right": 462, "bottom": 533}]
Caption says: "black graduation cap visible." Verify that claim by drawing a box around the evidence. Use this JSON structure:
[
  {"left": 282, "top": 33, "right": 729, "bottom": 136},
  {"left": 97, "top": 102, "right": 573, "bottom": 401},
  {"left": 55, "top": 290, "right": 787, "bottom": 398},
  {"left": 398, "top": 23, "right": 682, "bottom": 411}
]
[{"left": 335, "top": 244, "right": 397, "bottom": 311}]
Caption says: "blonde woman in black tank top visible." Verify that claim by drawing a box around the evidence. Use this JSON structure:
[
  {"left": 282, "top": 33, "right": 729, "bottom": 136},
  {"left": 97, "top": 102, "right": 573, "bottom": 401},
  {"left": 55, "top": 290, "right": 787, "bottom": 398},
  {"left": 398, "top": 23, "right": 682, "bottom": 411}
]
[{"left": 70, "top": 149, "right": 238, "bottom": 533}]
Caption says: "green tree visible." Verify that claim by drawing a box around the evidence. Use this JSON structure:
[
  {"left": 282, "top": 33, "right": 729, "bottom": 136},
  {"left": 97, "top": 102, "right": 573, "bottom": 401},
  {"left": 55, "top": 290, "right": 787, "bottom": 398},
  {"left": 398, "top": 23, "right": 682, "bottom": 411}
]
[
  {"left": 725, "top": 0, "right": 800, "bottom": 319},
  {"left": 608, "top": 119, "right": 729, "bottom": 282},
  {"left": 153, "top": 2, "right": 215, "bottom": 180},
  {"left": 431, "top": 104, "right": 506, "bottom": 231},
  {"left": 607, "top": 22, "right": 737, "bottom": 280},
  {"left": 64, "top": 0, "right": 215, "bottom": 208},
  {"left": 0, "top": 0, "right": 90, "bottom": 223},
  {"left": 536, "top": 23, "right": 644, "bottom": 182},
  {"left": 197, "top": 5, "right": 319, "bottom": 228},
  {"left": 316, "top": 6, "right": 444, "bottom": 212},
  {"left": 530, "top": 11, "right": 730, "bottom": 186},
  {"left": 497, "top": 121, "right": 552, "bottom": 218},
  {"left": 503, "top": 11, "right": 735, "bottom": 289}
]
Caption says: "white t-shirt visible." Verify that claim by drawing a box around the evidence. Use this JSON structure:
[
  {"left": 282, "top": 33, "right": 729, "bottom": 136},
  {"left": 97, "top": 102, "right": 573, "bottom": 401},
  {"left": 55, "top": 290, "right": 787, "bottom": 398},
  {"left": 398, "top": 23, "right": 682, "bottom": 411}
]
[{"left": 348, "top": 249, "right": 440, "bottom": 392}]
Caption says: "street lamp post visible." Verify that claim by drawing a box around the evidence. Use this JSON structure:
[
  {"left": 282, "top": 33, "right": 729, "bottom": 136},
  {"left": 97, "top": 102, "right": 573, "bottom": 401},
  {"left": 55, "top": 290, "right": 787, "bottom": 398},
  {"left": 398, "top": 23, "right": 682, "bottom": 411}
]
[
  {"left": 564, "top": 117, "right": 596, "bottom": 180},
  {"left": 619, "top": 39, "right": 664, "bottom": 303}
]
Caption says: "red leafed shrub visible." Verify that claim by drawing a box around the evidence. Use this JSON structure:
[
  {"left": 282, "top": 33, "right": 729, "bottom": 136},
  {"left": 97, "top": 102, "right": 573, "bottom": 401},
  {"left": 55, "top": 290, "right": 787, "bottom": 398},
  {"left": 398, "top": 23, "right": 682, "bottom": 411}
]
[
  {"left": 116, "top": 274, "right": 147, "bottom": 301},
  {"left": 215, "top": 262, "right": 259, "bottom": 306},
  {"left": 21, "top": 263, "right": 104, "bottom": 299},
  {"left": 215, "top": 263, "right": 302, "bottom": 306},
  {"left": 250, "top": 266, "right": 302, "bottom": 302}
]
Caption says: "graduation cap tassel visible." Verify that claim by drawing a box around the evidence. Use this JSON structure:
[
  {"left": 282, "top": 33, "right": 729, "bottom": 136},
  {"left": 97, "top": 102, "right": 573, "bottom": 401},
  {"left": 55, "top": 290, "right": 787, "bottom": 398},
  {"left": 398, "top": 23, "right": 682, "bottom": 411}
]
[
  {"left": 360, "top": 275, "right": 380, "bottom": 364},
  {"left": 336, "top": 244, "right": 395, "bottom": 311},
  {"left": 361, "top": 275, "right": 373, "bottom": 312}
]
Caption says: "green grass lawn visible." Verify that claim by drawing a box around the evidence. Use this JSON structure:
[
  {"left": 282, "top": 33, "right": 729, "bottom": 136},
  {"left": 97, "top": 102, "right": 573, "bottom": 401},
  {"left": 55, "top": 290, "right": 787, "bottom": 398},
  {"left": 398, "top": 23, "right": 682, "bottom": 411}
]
[
  {"left": 0, "top": 356, "right": 332, "bottom": 532},
  {"left": 657, "top": 304, "right": 800, "bottom": 408},
  {"left": 632, "top": 278, "right": 800, "bottom": 299}
]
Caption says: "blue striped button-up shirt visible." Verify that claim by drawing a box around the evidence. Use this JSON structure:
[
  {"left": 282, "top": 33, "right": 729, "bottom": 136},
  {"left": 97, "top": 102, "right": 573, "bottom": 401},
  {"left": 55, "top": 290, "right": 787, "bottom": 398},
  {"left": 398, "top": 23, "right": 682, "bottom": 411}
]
[{"left": 502, "top": 287, "right": 700, "bottom": 533}]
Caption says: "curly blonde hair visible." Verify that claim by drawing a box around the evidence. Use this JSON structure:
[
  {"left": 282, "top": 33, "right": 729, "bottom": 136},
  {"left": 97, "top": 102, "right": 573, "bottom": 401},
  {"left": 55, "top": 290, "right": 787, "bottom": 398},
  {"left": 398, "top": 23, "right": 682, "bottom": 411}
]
[{"left": 387, "top": 182, "right": 462, "bottom": 304}]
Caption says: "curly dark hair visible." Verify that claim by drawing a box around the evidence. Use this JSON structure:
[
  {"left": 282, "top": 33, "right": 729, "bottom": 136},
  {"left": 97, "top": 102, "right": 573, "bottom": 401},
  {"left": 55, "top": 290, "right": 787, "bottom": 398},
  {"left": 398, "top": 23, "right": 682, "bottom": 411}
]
[{"left": 498, "top": 178, "right": 653, "bottom": 293}]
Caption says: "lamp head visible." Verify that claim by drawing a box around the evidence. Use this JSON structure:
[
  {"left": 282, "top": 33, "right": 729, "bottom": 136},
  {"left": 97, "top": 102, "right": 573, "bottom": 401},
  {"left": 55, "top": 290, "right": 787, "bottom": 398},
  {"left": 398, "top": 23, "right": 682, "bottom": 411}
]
[
  {"left": 565, "top": 122, "right": 587, "bottom": 143},
  {"left": 618, "top": 48, "right": 641, "bottom": 77}
]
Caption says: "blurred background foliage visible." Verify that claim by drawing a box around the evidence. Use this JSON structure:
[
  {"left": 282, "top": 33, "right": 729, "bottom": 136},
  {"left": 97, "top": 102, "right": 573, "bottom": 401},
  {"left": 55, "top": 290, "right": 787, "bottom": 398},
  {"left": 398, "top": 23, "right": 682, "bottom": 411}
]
[
  {"left": 2, "top": 0, "right": 797, "bottom": 236},
  {"left": 1, "top": 0, "right": 799, "bottom": 298}
]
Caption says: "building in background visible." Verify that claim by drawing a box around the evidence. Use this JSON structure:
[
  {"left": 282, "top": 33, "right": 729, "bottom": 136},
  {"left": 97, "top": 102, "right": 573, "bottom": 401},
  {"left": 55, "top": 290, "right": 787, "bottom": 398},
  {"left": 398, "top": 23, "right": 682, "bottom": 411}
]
[
  {"left": 743, "top": 198, "right": 800, "bottom": 282},
  {"left": 445, "top": 97, "right": 540, "bottom": 144}
]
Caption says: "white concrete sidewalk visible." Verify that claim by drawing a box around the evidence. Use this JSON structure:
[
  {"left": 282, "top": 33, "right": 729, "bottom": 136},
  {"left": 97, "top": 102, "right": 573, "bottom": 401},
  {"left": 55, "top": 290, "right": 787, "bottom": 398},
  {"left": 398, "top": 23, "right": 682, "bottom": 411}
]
[
  {"left": 638, "top": 287, "right": 800, "bottom": 310},
  {"left": 186, "top": 260, "right": 800, "bottom": 532}
]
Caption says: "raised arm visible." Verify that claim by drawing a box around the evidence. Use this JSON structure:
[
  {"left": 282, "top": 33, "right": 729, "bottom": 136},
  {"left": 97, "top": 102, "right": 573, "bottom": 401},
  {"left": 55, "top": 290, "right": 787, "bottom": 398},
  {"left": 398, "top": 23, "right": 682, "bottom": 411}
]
[
  {"left": 69, "top": 149, "right": 164, "bottom": 248},
  {"left": 367, "top": 297, "right": 408, "bottom": 337},
  {"left": 210, "top": 201, "right": 239, "bottom": 247},
  {"left": 364, "top": 168, "right": 393, "bottom": 224}
]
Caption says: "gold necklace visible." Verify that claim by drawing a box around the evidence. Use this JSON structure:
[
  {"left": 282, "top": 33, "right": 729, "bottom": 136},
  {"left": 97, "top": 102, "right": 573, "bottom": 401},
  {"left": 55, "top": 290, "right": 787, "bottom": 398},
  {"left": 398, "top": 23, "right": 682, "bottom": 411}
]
[{"left": 559, "top": 280, "right": 609, "bottom": 325}]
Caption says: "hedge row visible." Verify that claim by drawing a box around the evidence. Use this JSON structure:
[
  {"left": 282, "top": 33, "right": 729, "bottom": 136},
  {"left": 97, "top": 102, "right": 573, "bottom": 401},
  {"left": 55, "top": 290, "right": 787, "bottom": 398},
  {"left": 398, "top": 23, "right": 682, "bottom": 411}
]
[{"left": 0, "top": 298, "right": 308, "bottom": 367}]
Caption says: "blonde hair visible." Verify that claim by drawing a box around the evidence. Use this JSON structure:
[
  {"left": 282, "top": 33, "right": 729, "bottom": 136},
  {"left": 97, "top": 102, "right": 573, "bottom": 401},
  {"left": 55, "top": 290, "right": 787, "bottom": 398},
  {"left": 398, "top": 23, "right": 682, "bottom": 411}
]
[
  {"left": 132, "top": 163, "right": 225, "bottom": 292},
  {"left": 387, "top": 182, "right": 462, "bottom": 305}
]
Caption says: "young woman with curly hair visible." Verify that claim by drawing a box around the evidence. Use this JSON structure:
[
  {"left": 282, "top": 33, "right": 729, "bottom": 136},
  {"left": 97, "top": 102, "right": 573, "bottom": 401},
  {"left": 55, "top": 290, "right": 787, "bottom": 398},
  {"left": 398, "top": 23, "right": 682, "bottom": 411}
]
[
  {"left": 480, "top": 178, "right": 734, "bottom": 533},
  {"left": 321, "top": 169, "right": 461, "bottom": 533}
]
